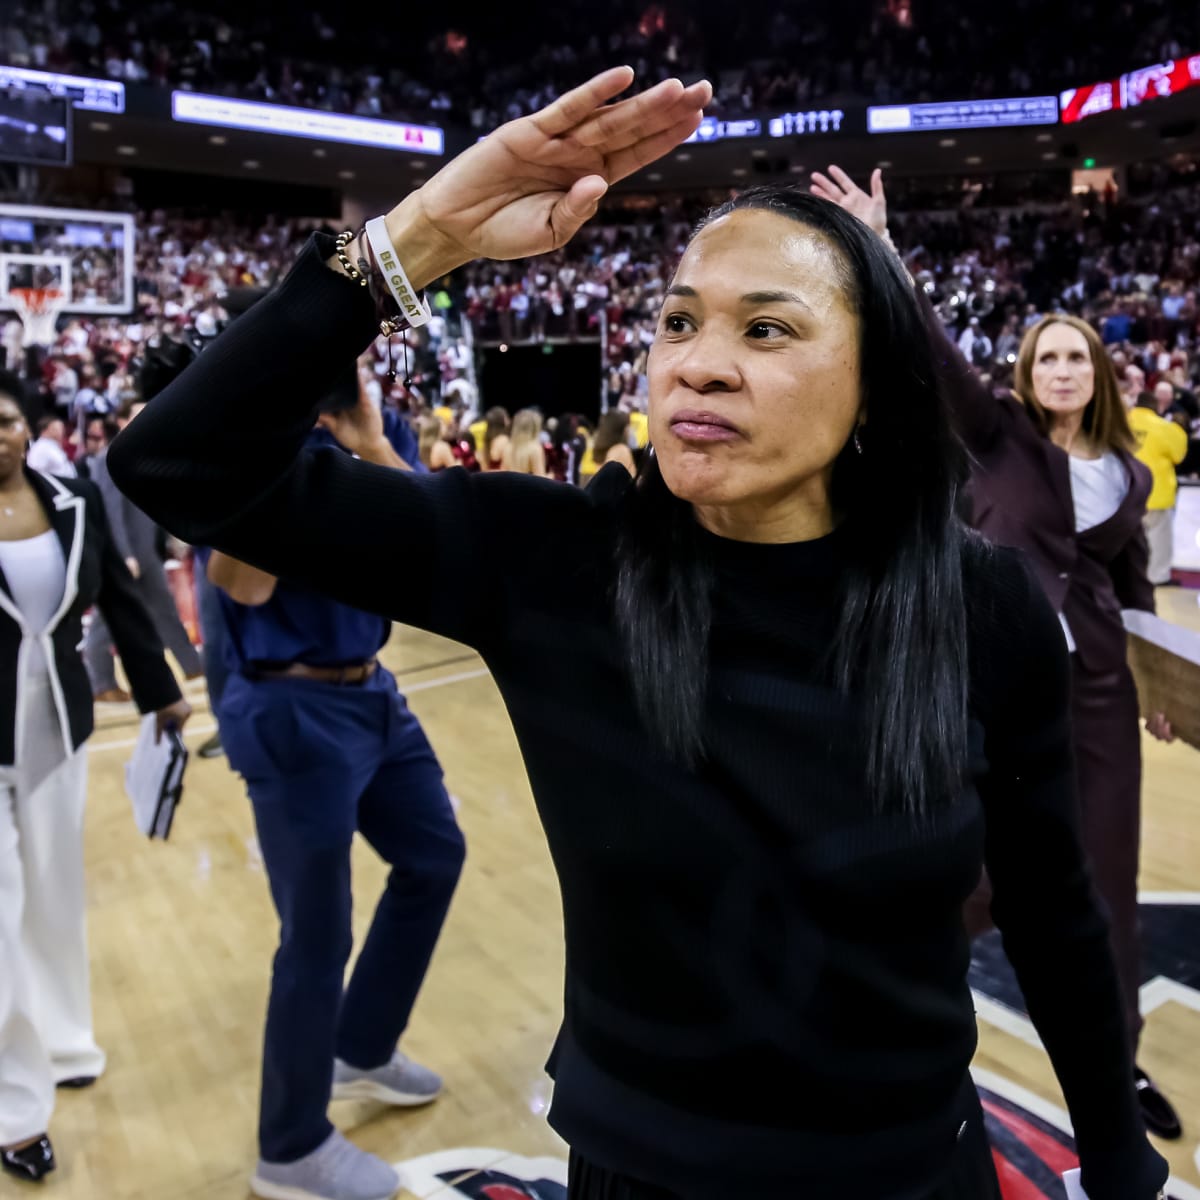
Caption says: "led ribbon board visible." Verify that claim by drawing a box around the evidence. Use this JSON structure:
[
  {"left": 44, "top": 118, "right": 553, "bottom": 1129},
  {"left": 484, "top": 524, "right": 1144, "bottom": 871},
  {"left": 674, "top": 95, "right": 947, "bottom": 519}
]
[
  {"left": 171, "top": 93, "right": 445, "bottom": 154},
  {"left": 1061, "top": 53, "right": 1200, "bottom": 123},
  {"left": 0, "top": 66, "right": 124, "bottom": 113},
  {"left": 868, "top": 96, "right": 1059, "bottom": 132},
  {"left": 684, "top": 116, "right": 763, "bottom": 142}
]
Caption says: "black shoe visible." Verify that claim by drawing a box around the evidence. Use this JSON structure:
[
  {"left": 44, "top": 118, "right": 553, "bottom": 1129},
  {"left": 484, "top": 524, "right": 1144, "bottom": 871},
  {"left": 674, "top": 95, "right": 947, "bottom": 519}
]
[
  {"left": 1, "top": 1135, "right": 56, "bottom": 1182},
  {"left": 56, "top": 1075, "right": 97, "bottom": 1089},
  {"left": 197, "top": 732, "right": 223, "bottom": 759},
  {"left": 1135, "top": 1066, "right": 1183, "bottom": 1140}
]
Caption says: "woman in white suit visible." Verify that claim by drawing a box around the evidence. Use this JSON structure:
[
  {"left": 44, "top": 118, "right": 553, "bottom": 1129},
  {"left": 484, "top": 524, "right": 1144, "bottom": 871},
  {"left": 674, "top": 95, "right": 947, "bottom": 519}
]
[{"left": 0, "top": 373, "right": 190, "bottom": 1183}]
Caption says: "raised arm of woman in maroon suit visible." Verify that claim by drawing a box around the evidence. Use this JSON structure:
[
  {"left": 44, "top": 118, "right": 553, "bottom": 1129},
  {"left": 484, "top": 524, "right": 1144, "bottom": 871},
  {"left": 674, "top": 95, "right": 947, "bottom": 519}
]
[{"left": 810, "top": 167, "right": 1006, "bottom": 456}]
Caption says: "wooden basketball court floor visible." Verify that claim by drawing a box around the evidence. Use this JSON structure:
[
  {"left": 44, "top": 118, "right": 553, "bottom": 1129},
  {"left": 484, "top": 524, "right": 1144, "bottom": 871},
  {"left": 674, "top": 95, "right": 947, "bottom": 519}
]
[{"left": 15, "top": 588, "right": 1200, "bottom": 1200}]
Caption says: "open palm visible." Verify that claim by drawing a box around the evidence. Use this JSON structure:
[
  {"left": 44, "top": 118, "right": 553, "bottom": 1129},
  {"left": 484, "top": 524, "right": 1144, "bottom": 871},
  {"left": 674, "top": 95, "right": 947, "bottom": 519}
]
[
  {"left": 413, "top": 67, "right": 711, "bottom": 265},
  {"left": 810, "top": 165, "right": 889, "bottom": 237}
]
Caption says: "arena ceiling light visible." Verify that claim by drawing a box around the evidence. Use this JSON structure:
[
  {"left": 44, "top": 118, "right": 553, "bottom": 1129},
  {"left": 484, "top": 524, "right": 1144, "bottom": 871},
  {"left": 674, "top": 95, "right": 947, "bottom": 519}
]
[{"left": 171, "top": 92, "right": 445, "bottom": 155}]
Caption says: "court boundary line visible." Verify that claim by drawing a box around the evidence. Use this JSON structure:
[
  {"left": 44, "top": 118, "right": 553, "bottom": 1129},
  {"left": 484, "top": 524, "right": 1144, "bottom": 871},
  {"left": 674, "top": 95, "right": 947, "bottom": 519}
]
[{"left": 970, "top": 1064, "right": 1200, "bottom": 1199}]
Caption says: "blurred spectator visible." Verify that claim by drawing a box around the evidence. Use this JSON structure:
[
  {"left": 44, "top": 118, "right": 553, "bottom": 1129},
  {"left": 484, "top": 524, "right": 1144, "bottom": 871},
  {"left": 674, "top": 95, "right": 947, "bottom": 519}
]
[
  {"left": 3, "top": 0, "right": 1195, "bottom": 127},
  {"left": 25, "top": 416, "right": 74, "bottom": 477},
  {"left": 9, "top": 166, "right": 1200, "bottom": 497},
  {"left": 580, "top": 410, "right": 637, "bottom": 482},
  {"left": 501, "top": 409, "right": 549, "bottom": 476},
  {"left": 1126, "top": 390, "right": 1189, "bottom": 584}
]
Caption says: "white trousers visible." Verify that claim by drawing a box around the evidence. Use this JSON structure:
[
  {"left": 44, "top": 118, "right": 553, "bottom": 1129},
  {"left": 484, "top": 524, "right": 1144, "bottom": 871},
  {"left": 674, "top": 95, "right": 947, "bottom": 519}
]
[
  {"left": 0, "top": 675, "right": 104, "bottom": 1145},
  {"left": 1143, "top": 507, "right": 1175, "bottom": 585}
]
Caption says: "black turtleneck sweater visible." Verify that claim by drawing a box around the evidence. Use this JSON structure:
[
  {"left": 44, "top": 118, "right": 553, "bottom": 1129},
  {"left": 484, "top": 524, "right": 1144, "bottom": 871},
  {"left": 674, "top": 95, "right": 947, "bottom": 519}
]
[{"left": 107, "top": 236, "right": 1168, "bottom": 1200}]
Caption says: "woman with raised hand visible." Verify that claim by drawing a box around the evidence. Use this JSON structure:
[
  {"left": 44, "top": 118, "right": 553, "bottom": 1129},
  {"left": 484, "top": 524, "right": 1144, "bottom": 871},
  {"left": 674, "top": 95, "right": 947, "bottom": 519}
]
[
  {"left": 110, "top": 71, "right": 1168, "bottom": 1200},
  {"left": 811, "top": 163, "right": 1181, "bottom": 1145}
]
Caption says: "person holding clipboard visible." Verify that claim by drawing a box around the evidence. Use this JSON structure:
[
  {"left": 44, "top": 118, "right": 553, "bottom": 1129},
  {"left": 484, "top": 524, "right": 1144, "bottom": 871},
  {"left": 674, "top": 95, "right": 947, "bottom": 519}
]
[{"left": 0, "top": 370, "right": 191, "bottom": 1183}]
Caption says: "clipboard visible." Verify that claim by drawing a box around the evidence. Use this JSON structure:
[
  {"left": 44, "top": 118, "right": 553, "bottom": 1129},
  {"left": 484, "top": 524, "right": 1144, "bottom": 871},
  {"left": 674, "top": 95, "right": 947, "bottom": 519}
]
[
  {"left": 1123, "top": 609, "right": 1200, "bottom": 751},
  {"left": 124, "top": 715, "right": 188, "bottom": 839}
]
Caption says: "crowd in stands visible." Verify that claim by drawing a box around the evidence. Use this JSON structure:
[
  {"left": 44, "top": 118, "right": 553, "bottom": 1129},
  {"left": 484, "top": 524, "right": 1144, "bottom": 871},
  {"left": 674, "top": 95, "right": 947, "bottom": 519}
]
[
  {"left": 1, "top": 0, "right": 1193, "bottom": 129},
  {"left": 6, "top": 168, "right": 1200, "bottom": 482}
]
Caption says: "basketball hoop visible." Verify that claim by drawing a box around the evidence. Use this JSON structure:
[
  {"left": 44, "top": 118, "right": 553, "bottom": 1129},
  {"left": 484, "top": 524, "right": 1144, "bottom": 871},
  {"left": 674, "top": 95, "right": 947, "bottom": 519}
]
[{"left": 9, "top": 286, "right": 66, "bottom": 348}]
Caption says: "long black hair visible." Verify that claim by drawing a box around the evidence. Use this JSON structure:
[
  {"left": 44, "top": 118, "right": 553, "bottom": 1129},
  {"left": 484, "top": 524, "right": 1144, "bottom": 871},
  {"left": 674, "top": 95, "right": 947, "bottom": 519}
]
[{"left": 614, "top": 185, "right": 975, "bottom": 816}]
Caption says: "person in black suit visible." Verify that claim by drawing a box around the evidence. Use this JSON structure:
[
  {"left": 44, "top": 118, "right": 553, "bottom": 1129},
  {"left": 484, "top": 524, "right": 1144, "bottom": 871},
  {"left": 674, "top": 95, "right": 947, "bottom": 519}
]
[
  {"left": 83, "top": 393, "right": 205, "bottom": 696},
  {"left": 0, "top": 371, "right": 191, "bottom": 1184}
]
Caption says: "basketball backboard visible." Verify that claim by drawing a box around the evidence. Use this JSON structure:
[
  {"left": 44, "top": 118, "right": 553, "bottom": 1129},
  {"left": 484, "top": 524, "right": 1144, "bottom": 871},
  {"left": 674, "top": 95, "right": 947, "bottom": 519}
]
[{"left": 0, "top": 203, "right": 135, "bottom": 316}]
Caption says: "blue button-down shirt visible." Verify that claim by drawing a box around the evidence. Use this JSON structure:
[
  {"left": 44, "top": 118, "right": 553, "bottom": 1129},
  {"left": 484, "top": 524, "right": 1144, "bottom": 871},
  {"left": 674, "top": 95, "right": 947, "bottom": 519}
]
[{"left": 197, "top": 420, "right": 419, "bottom": 669}]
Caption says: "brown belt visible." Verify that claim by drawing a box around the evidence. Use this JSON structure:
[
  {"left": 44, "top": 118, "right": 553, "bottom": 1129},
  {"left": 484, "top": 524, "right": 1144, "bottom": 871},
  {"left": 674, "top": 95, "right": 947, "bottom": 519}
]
[{"left": 251, "top": 659, "right": 378, "bottom": 686}]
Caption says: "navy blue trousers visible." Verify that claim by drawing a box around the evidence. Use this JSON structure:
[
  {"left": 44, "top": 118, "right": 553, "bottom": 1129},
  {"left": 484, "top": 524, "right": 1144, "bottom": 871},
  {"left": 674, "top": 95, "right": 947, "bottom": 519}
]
[{"left": 220, "top": 668, "right": 465, "bottom": 1163}]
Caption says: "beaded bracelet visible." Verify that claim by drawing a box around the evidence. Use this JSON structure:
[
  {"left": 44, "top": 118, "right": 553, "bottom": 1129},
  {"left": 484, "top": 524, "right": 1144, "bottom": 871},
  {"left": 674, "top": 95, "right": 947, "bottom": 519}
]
[{"left": 334, "top": 230, "right": 368, "bottom": 288}]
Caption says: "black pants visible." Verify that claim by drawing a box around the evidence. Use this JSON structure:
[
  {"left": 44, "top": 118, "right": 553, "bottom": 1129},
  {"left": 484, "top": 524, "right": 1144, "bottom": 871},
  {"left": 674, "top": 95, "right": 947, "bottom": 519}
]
[{"left": 567, "top": 1088, "right": 1001, "bottom": 1200}]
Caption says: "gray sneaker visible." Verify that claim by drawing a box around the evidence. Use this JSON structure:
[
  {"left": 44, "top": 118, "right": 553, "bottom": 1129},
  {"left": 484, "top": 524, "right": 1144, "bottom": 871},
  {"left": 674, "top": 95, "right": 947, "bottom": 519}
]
[
  {"left": 250, "top": 1131, "right": 400, "bottom": 1200},
  {"left": 331, "top": 1051, "right": 442, "bottom": 1107}
]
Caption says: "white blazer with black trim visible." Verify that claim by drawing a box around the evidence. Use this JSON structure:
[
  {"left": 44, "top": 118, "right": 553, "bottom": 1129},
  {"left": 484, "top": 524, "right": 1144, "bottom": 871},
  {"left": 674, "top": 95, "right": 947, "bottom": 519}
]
[{"left": 0, "top": 467, "right": 181, "bottom": 766}]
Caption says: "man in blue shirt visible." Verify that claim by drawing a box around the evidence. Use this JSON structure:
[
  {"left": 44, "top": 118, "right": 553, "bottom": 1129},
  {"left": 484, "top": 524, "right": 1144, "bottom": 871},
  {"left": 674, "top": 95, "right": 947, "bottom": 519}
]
[
  {"left": 198, "top": 322, "right": 463, "bottom": 1200},
  {"left": 1101, "top": 302, "right": 1132, "bottom": 345}
]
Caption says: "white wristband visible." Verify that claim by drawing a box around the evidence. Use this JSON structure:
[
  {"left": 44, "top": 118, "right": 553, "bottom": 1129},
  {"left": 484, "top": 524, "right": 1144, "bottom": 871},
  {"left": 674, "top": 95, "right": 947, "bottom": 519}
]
[{"left": 364, "top": 215, "right": 432, "bottom": 329}]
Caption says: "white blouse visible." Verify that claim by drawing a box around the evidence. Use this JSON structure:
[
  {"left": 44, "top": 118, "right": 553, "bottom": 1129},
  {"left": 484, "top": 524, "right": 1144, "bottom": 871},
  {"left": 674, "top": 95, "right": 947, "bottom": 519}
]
[
  {"left": 1068, "top": 452, "right": 1128, "bottom": 533},
  {"left": 0, "top": 530, "right": 67, "bottom": 676},
  {"left": 1059, "top": 452, "right": 1129, "bottom": 652}
]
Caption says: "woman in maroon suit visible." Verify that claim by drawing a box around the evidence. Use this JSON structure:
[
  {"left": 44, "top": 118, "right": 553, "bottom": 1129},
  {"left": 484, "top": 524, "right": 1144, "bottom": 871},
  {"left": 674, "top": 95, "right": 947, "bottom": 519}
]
[{"left": 812, "top": 165, "right": 1181, "bottom": 1141}]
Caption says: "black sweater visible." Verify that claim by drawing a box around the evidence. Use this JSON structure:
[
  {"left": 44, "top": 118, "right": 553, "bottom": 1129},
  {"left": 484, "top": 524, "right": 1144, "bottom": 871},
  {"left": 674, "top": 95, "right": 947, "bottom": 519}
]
[{"left": 108, "top": 236, "right": 1168, "bottom": 1200}]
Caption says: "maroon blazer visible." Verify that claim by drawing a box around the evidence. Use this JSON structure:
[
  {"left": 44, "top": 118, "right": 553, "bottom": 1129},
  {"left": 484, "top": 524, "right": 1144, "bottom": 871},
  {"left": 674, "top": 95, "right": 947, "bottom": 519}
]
[{"left": 922, "top": 297, "right": 1154, "bottom": 675}]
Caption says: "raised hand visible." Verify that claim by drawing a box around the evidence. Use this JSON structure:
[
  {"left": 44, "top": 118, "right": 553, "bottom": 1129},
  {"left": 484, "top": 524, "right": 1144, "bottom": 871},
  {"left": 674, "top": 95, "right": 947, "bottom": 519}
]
[
  {"left": 384, "top": 67, "right": 711, "bottom": 286},
  {"left": 810, "top": 165, "right": 889, "bottom": 238}
]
